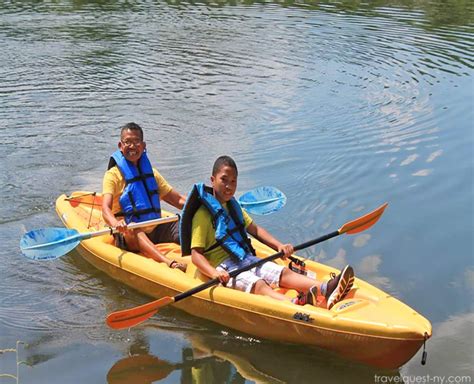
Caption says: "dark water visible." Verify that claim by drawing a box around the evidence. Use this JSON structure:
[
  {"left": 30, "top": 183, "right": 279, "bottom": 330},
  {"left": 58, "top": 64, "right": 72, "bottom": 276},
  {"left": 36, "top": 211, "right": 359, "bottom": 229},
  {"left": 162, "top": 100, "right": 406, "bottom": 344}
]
[{"left": 1, "top": 1, "right": 473, "bottom": 383}]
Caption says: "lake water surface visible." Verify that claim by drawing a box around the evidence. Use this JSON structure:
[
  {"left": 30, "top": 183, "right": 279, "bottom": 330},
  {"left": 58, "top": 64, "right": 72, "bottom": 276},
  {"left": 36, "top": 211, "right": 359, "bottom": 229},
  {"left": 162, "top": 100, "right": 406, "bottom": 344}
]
[{"left": 1, "top": 1, "right": 473, "bottom": 383}]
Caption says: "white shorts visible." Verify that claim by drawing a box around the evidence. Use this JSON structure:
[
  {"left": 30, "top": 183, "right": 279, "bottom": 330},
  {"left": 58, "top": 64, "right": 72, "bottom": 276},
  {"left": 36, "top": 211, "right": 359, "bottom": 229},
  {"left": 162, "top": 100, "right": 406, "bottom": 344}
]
[{"left": 216, "top": 255, "right": 285, "bottom": 293}]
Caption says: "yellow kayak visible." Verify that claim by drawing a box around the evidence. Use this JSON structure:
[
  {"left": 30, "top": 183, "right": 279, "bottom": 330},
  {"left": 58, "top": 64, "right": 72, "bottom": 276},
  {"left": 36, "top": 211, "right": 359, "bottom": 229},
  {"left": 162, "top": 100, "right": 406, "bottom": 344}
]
[{"left": 56, "top": 191, "right": 432, "bottom": 369}]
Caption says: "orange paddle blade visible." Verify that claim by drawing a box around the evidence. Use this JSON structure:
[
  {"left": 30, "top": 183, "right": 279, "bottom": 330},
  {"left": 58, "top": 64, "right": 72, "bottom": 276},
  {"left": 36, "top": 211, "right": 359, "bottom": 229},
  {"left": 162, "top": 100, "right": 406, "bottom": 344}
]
[
  {"left": 106, "top": 296, "right": 175, "bottom": 330},
  {"left": 338, "top": 203, "right": 388, "bottom": 235}
]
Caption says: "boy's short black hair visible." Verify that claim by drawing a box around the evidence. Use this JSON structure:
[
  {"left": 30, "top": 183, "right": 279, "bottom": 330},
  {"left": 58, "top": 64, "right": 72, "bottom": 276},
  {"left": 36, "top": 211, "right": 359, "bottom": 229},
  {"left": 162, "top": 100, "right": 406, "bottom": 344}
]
[
  {"left": 212, "top": 155, "right": 238, "bottom": 176},
  {"left": 120, "top": 122, "right": 144, "bottom": 141}
]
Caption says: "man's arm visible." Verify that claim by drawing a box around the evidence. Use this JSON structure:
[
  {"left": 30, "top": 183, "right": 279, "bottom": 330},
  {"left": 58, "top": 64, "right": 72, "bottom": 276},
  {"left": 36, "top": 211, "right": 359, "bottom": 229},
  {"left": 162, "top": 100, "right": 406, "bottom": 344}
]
[
  {"left": 102, "top": 193, "right": 128, "bottom": 233},
  {"left": 162, "top": 188, "right": 186, "bottom": 210}
]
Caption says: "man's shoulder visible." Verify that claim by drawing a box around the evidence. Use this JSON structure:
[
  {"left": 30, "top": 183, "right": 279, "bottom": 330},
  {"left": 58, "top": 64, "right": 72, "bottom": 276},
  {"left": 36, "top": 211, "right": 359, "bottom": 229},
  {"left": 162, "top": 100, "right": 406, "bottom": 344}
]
[{"left": 104, "top": 166, "right": 122, "bottom": 180}]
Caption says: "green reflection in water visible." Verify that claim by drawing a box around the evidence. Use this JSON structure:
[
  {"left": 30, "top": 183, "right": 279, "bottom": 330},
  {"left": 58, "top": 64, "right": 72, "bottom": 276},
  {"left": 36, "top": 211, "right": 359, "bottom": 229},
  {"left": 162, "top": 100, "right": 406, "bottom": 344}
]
[{"left": 1, "top": 0, "right": 473, "bottom": 27}]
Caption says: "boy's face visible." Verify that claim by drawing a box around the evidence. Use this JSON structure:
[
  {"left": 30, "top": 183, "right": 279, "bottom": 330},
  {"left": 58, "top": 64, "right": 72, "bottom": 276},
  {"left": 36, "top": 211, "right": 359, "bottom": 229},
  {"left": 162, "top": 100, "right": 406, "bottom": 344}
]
[
  {"left": 211, "top": 165, "right": 238, "bottom": 204},
  {"left": 119, "top": 129, "right": 146, "bottom": 164}
]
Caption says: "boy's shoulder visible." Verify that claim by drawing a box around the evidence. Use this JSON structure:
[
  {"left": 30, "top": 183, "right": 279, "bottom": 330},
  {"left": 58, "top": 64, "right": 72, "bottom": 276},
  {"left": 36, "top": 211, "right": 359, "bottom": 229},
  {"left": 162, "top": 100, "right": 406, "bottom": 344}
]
[
  {"left": 194, "top": 205, "right": 211, "bottom": 220},
  {"left": 191, "top": 206, "right": 213, "bottom": 232}
]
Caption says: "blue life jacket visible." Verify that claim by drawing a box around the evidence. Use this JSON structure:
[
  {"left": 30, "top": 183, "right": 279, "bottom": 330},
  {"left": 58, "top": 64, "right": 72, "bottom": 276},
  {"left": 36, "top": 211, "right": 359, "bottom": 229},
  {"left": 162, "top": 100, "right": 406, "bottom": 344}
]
[
  {"left": 180, "top": 183, "right": 255, "bottom": 261},
  {"left": 107, "top": 150, "right": 161, "bottom": 224}
]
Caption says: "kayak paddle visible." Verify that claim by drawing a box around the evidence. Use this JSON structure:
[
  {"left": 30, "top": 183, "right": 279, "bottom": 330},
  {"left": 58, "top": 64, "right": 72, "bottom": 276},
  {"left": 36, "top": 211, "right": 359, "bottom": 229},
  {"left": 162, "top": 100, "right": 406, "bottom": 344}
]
[
  {"left": 238, "top": 186, "right": 286, "bottom": 215},
  {"left": 20, "top": 216, "right": 179, "bottom": 261},
  {"left": 106, "top": 202, "right": 388, "bottom": 330},
  {"left": 20, "top": 186, "right": 287, "bottom": 261}
]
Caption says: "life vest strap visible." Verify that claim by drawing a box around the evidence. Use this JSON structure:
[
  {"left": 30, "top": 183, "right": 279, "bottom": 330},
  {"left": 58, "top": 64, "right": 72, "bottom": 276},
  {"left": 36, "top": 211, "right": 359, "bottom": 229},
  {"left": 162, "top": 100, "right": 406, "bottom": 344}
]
[
  {"left": 179, "top": 183, "right": 256, "bottom": 260},
  {"left": 115, "top": 207, "right": 162, "bottom": 218},
  {"left": 205, "top": 227, "right": 255, "bottom": 256},
  {"left": 110, "top": 150, "right": 162, "bottom": 224},
  {"left": 125, "top": 173, "right": 154, "bottom": 184}
]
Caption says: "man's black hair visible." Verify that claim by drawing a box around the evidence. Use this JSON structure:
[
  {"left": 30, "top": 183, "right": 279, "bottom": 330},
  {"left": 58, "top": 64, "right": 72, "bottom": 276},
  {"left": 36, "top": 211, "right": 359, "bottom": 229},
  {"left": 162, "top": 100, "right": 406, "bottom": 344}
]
[{"left": 120, "top": 122, "right": 144, "bottom": 141}]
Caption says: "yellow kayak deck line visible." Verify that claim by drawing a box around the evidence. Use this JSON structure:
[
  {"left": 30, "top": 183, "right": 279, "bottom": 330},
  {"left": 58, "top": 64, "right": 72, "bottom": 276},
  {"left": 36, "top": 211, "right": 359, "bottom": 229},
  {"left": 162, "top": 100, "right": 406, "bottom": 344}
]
[{"left": 56, "top": 192, "right": 432, "bottom": 370}]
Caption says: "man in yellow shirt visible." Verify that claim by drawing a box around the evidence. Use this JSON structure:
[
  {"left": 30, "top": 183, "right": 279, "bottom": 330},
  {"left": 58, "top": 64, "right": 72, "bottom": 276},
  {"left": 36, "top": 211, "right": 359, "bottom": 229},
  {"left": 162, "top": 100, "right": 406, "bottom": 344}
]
[{"left": 102, "top": 122, "right": 186, "bottom": 271}]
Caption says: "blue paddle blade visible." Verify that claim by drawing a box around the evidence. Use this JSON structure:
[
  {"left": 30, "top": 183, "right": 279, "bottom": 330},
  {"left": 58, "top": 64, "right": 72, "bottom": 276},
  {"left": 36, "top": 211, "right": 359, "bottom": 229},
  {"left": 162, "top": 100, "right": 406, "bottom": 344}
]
[
  {"left": 238, "top": 186, "right": 287, "bottom": 215},
  {"left": 20, "top": 228, "right": 81, "bottom": 261}
]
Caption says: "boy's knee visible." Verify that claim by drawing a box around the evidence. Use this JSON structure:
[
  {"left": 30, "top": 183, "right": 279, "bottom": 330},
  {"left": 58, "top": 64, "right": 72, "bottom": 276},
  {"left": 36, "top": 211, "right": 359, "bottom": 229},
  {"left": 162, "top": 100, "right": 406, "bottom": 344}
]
[{"left": 252, "top": 279, "right": 270, "bottom": 294}]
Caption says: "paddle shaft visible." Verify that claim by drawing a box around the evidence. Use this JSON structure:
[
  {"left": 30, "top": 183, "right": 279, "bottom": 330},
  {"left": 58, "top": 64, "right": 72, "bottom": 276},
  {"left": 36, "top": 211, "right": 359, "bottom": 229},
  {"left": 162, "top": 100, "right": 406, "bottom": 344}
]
[
  {"left": 21, "top": 216, "right": 179, "bottom": 251},
  {"left": 96, "top": 216, "right": 178, "bottom": 237},
  {"left": 173, "top": 230, "right": 340, "bottom": 303},
  {"left": 239, "top": 197, "right": 282, "bottom": 206}
]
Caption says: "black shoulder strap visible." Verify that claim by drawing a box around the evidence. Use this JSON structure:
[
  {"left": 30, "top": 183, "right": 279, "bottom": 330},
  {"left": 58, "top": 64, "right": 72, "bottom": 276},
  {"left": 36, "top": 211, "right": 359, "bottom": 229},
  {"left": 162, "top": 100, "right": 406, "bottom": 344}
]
[
  {"left": 107, "top": 156, "right": 117, "bottom": 170},
  {"left": 227, "top": 202, "right": 256, "bottom": 256},
  {"left": 180, "top": 185, "right": 204, "bottom": 256}
]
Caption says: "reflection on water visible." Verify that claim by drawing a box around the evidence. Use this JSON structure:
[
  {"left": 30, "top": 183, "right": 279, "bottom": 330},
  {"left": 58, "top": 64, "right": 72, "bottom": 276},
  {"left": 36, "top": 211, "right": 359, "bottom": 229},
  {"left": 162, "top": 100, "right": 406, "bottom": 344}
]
[
  {"left": 107, "top": 349, "right": 244, "bottom": 384},
  {"left": 106, "top": 330, "right": 401, "bottom": 384},
  {"left": 14, "top": 314, "right": 473, "bottom": 383},
  {"left": 1, "top": 0, "right": 473, "bottom": 28}
]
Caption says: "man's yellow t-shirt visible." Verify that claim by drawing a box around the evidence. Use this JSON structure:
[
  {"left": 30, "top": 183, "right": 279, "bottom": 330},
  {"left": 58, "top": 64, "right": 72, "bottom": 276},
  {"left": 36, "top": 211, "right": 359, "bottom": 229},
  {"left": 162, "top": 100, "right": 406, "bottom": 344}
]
[
  {"left": 191, "top": 204, "right": 253, "bottom": 267},
  {"left": 102, "top": 165, "right": 173, "bottom": 215}
]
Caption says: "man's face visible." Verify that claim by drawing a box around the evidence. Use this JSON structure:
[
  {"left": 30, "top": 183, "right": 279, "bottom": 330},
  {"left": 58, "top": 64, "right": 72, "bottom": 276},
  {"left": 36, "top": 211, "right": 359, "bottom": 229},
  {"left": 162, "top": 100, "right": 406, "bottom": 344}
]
[
  {"left": 119, "top": 129, "right": 145, "bottom": 164},
  {"left": 211, "top": 165, "right": 238, "bottom": 204}
]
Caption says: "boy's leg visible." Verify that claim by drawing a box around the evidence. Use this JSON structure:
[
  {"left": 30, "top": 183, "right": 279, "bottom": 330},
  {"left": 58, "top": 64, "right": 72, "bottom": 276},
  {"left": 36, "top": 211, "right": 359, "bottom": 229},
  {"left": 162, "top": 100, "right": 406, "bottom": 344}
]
[
  {"left": 252, "top": 280, "right": 292, "bottom": 301},
  {"left": 274, "top": 266, "right": 320, "bottom": 306},
  {"left": 216, "top": 267, "right": 260, "bottom": 293},
  {"left": 217, "top": 266, "right": 292, "bottom": 301},
  {"left": 254, "top": 261, "right": 314, "bottom": 302},
  {"left": 249, "top": 260, "right": 317, "bottom": 293},
  {"left": 279, "top": 267, "right": 321, "bottom": 293}
]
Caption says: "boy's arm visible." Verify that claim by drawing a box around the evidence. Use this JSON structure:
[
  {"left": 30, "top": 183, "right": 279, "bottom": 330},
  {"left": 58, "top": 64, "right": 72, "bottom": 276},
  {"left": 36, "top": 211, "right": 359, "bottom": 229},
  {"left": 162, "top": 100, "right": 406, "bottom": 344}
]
[
  {"left": 246, "top": 222, "right": 294, "bottom": 258},
  {"left": 191, "top": 248, "right": 229, "bottom": 284}
]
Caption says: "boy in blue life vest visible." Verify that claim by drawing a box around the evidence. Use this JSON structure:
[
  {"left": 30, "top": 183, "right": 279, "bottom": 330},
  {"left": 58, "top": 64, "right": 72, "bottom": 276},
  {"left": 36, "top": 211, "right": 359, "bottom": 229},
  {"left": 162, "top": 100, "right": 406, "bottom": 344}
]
[
  {"left": 102, "top": 122, "right": 187, "bottom": 271},
  {"left": 181, "top": 155, "right": 354, "bottom": 309}
]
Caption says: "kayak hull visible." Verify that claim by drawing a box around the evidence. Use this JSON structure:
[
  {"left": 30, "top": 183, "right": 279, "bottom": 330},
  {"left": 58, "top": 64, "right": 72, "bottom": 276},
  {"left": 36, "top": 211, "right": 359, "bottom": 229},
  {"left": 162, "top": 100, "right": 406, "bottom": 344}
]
[{"left": 56, "top": 192, "right": 432, "bottom": 369}]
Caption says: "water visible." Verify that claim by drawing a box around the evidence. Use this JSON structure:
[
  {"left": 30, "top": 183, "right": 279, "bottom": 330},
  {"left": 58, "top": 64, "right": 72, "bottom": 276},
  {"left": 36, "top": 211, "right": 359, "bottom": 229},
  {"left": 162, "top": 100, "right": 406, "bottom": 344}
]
[{"left": 1, "top": 1, "right": 473, "bottom": 382}]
